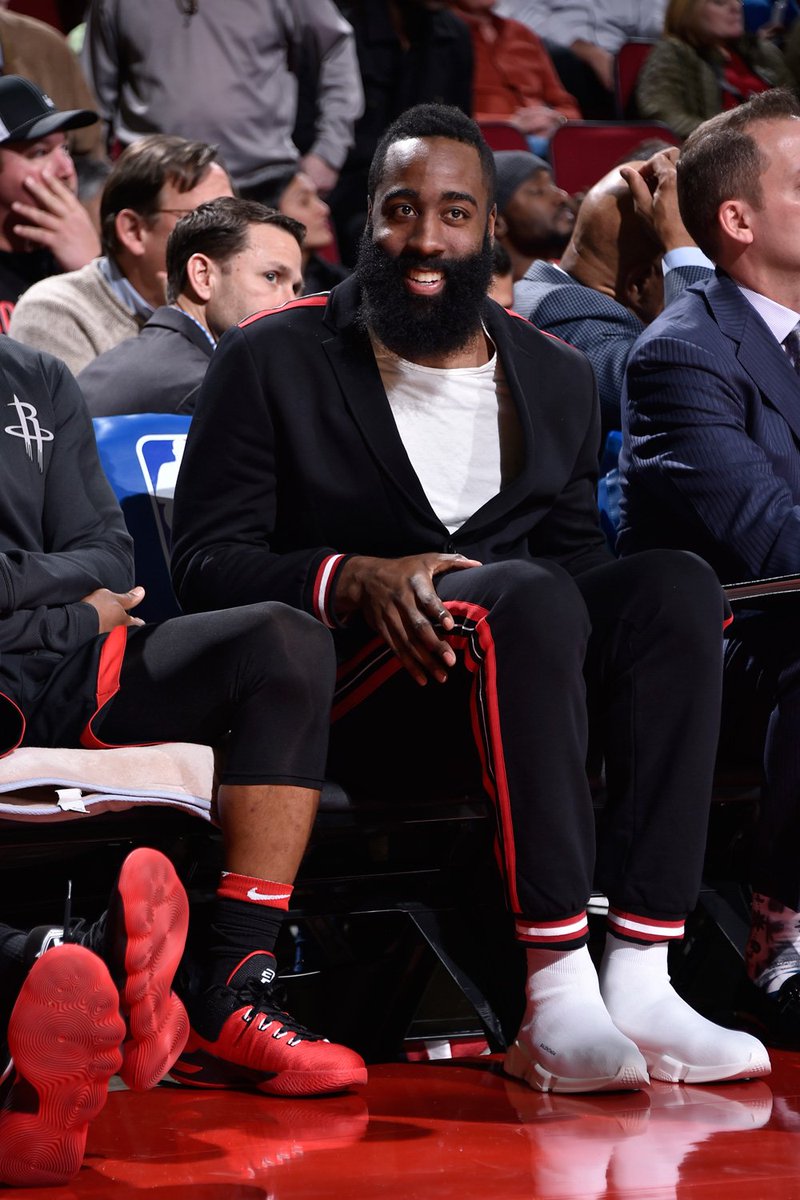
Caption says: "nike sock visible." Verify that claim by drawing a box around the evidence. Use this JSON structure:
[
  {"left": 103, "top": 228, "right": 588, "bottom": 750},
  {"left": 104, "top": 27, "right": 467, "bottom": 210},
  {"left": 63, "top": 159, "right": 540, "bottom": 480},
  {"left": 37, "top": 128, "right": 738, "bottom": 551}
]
[
  {"left": 746, "top": 892, "right": 800, "bottom": 994},
  {"left": 205, "top": 872, "right": 293, "bottom": 987},
  {"left": 600, "top": 933, "right": 769, "bottom": 1080},
  {"left": 509, "top": 945, "right": 649, "bottom": 1090}
]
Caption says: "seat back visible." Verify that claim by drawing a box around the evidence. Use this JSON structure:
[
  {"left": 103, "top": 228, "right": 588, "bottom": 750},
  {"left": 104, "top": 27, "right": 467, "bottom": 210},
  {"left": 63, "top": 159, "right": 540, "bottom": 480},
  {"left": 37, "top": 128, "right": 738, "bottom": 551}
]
[
  {"left": 93, "top": 412, "right": 191, "bottom": 623},
  {"left": 549, "top": 120, "right": 682, "bottom": 195},
  {"left": 614, "top": 39, "right": 657, "bottom": 117},
  {"left": 477, "top": 120, "right": 530, "bottom": 152}
]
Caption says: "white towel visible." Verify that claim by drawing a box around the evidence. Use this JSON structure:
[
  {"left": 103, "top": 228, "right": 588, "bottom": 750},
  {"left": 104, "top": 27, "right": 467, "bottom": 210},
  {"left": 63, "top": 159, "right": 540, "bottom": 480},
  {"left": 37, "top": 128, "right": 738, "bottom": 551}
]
[{"left": 0, "top": 743, "right": 217, "bottom": 823}]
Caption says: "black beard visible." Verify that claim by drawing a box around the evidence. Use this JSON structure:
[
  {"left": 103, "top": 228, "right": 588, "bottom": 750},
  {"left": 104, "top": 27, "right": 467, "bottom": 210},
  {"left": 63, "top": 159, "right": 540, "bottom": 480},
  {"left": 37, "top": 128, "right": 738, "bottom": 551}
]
[{"left": 353, "top": 227, "right": 494, "bottom": 361}]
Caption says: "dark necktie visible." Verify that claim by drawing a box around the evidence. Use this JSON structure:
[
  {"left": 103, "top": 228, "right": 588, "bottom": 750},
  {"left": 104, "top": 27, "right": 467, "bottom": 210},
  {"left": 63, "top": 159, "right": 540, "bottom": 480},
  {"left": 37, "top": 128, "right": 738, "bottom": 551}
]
[{"left": 783, "top": 325, "right": 800, "bottom": 375}]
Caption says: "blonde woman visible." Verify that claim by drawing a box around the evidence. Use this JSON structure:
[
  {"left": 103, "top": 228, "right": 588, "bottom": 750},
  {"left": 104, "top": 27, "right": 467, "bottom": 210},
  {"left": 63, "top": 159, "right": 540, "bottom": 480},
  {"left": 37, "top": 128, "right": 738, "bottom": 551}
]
[{"left": 635, "top": 0, "right": 791, "bottom": 136}]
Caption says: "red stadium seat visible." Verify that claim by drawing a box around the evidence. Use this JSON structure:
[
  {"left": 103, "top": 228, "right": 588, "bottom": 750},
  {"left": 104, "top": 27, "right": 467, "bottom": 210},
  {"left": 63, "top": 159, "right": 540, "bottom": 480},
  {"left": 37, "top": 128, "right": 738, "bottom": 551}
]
[
  {"left": 549, "top": 119, "right": 682, "bottom": 196},
  {"left": 615, "top": 38, "right": 658, "bottom": 118},
  {"left": 477, "top": 120, "right": 530, "bottom": 152}
]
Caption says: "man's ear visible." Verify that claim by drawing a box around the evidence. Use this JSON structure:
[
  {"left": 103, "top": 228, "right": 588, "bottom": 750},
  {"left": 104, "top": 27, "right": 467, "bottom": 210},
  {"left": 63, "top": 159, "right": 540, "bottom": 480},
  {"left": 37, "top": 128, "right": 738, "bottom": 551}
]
[
  {"left": 487, "top": 202, "right": 497, "bottom": 241},
  {"left": 184, "top": 252, "right": 214, "bottom": 302},
  {"left": 718, "top": 199, "right": 755, "bottom": 247},
  {"left": 494, "top": 211, "right": 508, "bottom": 241},
  {"left": 113, "top": 208, "right": 148, "bottom": 258}
]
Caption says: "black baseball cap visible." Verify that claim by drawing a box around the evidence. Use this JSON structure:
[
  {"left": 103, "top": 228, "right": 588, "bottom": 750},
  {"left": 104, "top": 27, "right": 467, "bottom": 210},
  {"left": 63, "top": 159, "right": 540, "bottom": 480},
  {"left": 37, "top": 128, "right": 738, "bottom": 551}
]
[{"left": 0, "top": 75, "right": 98, "bottom": 145}]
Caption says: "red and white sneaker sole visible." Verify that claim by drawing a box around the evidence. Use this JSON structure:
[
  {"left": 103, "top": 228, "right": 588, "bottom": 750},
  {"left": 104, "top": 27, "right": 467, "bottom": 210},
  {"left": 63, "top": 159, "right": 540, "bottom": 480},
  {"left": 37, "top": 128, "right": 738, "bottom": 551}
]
[
  {"left": 0, "top": 944, "right": 124, "bottom": 1188},
  {"left": 114, "top": 847, "right": 190, "bottom": 1091},
  {"left": 170, "top": 1029, "right": 368, "bottom": 1097}
]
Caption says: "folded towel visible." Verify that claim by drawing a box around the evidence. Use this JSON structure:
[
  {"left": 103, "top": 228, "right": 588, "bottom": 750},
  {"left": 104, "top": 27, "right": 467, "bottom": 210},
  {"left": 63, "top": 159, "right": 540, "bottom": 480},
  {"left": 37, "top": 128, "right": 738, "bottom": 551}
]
[{"left": 0, "top": 743, "right": 217, "bottom": 823}]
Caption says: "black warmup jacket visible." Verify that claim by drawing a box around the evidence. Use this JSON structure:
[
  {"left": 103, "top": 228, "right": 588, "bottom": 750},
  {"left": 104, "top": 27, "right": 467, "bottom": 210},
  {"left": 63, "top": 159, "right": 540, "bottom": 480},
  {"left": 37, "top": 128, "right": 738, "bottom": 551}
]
[{"left": 0, "top": 338, "right": 134, "bottom": 755}]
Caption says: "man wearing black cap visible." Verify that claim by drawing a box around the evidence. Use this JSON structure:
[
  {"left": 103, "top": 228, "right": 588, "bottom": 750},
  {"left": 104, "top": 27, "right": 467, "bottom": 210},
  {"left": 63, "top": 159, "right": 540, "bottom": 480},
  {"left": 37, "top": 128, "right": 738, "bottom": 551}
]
[
  {"left": 0, "top": 74, "right": 101, "bottom": 331},
  {"left": 492, "top": 149, "right": 575, "bottom": 284}
]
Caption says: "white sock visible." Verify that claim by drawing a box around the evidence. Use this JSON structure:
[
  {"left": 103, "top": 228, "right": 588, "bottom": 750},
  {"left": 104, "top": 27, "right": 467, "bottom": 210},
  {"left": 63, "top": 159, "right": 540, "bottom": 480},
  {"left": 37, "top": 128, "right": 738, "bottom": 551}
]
[
  {"left": 600, "top": 933, "right": 770, "bottom": 1083},
  {"left": 746, "top": 892, "right": 800, "bottom": 993},
  {"left": 506, "top": 945, "right": 649, "bottom": 1093}
]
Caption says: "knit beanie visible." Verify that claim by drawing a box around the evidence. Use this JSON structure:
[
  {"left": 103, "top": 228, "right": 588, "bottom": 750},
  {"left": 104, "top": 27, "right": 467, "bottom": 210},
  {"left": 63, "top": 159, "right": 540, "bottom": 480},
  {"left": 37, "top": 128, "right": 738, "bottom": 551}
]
[{"left": 493, "top": 150, "right": 551, "bottom": 213}]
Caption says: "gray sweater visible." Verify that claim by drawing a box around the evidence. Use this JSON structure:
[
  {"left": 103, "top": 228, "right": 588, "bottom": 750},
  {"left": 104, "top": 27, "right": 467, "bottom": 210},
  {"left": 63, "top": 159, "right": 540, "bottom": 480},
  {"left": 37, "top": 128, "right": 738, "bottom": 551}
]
[{"left": 81, "top": 0, "right": 365, "bottom": 189}]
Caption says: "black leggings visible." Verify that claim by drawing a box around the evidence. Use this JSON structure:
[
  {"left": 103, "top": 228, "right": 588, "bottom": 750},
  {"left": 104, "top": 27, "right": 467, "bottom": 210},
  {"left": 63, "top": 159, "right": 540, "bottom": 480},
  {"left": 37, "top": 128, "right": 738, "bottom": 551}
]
[{"left": 93, "top": 602, "right": 336, "bottom": 789}]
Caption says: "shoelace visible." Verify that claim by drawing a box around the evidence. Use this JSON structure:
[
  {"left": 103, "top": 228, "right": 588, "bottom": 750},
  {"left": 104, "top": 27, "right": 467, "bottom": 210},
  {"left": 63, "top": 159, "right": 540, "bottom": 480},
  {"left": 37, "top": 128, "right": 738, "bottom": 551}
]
[{"left": 236, "top": 977, "right": 325, "bottom": 1044}]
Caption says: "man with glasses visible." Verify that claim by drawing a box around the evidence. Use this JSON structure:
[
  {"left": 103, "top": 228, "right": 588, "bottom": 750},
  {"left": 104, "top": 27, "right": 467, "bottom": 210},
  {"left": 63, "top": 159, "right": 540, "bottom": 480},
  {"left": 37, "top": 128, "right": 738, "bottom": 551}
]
[{"left": 8, "top": 133, "right": 232, "bottom": 374}]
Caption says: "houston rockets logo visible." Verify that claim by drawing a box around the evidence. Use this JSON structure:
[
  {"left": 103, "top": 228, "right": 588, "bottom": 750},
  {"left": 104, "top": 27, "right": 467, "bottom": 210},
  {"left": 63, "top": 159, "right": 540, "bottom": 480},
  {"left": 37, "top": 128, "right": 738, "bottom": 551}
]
[{"left": 5, "top": 396, "right": 53, "bottom": 471}]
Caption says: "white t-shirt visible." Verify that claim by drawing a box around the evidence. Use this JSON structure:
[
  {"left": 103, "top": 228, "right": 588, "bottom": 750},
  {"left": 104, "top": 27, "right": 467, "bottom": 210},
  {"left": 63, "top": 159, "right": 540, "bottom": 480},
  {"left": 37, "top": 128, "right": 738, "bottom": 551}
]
[{"left": 373, "top": 338, "right": 522, "bottom": 534}]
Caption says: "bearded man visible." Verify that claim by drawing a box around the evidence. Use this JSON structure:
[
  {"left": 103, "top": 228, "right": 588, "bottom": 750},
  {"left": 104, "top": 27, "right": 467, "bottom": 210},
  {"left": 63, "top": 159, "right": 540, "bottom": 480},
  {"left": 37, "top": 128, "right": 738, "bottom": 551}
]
[{"left": 169, "top": 103, "right": 769, "bottom": 1095}]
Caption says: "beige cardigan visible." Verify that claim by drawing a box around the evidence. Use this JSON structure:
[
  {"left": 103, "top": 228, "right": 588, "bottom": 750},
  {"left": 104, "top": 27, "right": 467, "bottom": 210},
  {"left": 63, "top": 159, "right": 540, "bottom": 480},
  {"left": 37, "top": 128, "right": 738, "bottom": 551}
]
[{"left": 7, "top": 259, "right": 143, "bottom": 376}]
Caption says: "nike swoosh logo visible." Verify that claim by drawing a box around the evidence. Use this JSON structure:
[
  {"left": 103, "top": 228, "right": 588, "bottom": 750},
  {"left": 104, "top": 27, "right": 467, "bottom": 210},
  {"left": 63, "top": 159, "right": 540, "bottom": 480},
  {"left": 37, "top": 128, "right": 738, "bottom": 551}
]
[{"left": 246, "top": 887, "right": 292, "bottom": 902}]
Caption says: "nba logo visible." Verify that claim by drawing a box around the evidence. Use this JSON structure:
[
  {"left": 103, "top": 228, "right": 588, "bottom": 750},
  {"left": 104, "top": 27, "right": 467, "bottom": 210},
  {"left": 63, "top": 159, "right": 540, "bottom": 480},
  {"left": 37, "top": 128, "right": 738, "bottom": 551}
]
[{"left": 136, "top": 433, "right": 188, "bottom": 565}]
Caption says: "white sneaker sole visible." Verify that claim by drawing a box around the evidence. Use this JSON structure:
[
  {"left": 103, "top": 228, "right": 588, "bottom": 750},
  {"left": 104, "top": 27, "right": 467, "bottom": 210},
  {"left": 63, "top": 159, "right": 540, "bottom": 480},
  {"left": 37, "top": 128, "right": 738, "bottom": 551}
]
[
  {"left": 646, "top": 1049, "right": 772, "bottom": 1084},
  {"left": 504, "top": 1039, "right": 649, "bottom": 1095}
]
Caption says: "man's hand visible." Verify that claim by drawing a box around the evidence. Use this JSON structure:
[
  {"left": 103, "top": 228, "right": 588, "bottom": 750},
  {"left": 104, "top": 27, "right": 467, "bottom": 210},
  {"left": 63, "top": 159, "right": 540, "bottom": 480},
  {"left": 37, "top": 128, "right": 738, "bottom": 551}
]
[
  {"left": 570, "top": 41, "right": 615, "bottom": 92},
  {"left": 11, "top": 172, "right": 101, "bottom": 270},
  {"left": 300, "top": 152, "right": 338, "bottom": 197},
  {"left": 620, "top": 148, "right": 697, "bottom": 253},
  {"left": 335, "top": 553, "right": 481, "bottom": 686},
  {"left": 81, "top": 586, "right": 146, "bottom": 633},
  {"left": 512, "top": 106, "right": 567, "bottom": 137}
]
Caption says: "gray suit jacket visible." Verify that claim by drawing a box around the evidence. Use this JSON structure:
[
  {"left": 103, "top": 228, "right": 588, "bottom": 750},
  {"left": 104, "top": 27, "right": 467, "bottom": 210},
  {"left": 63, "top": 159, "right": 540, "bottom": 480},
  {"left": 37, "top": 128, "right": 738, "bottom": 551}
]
[
  {"left": 78, "top": 306, "right": 214, "bottom": 418},
  {"left": 513, "top": 259, "right": 712, "bottom": 440}
]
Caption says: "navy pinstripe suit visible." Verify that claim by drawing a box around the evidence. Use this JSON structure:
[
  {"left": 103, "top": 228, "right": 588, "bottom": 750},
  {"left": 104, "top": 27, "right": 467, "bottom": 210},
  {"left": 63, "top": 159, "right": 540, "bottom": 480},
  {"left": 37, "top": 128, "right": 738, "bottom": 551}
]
[
  {"left": 620, "top": 269, "right": 800, "bottom": 907},
  {"left": 513, "top": 259, "right": 712, "bottom": 441}
]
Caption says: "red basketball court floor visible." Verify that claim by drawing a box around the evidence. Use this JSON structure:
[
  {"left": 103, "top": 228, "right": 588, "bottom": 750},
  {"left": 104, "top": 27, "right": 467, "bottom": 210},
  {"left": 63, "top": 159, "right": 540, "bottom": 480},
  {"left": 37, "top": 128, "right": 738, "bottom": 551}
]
[{"left": 6, "top": 1049, "right": 800, "bottom": 1199}]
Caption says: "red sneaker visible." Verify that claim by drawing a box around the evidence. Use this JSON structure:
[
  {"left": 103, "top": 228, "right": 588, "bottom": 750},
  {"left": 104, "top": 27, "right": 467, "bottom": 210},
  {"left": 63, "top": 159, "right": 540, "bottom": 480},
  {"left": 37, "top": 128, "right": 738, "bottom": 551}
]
[
  {"left": 0, "top": 944, "right": 124, "bottom": 1188},
  {"left": 79, "top": 846, "right": 190, "bottom": 1090},
  {"left": 170, "top": 951, "right": 367, "bottom": 1096}
]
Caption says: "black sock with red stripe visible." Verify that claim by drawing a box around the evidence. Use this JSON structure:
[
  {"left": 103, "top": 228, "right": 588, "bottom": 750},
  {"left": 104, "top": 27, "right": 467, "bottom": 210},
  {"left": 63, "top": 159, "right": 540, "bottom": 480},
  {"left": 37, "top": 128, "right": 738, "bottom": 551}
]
[{"left": 204, "top": 872, "right": 293, "bottom": 988}]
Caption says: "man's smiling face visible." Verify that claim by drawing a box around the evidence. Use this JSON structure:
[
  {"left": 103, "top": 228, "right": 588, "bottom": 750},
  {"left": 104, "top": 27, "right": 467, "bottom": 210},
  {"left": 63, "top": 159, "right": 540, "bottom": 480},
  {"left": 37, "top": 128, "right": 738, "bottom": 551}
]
[{"left": 355, "top": 134, "right": 496, "bottom": 364}]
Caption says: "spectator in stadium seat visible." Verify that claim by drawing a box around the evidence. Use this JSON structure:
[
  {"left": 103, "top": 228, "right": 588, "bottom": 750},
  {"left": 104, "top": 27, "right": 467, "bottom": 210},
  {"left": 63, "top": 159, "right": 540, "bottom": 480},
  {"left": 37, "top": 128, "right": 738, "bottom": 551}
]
[
  {"left": 635, "top": 0, "right": 791, "bottom": 137},
  {"left": 78, "top": 197, "right": 305, "bottom": 417},
  {"left": 0, "top": 75, "right": 101, "bottom": 334},
  {"left": 446, "top": 0, "right": 581, "bottom": 157},
  {"left": 514, "top": 147, "right": 712, "bottom": 439},
  {"left": 494, "top": 0, "right": 669, "bottom": 119},
  {"left": 492, "top": 148, "right": 575, "bottom": 282},
  {"left": 7, "top": 134, "right": 233, "bottom": 375}
]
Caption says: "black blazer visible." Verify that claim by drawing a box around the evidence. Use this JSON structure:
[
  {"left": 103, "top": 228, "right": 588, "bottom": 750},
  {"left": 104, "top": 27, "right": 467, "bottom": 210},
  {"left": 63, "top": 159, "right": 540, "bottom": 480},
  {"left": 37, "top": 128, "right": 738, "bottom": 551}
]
[{"left": 171, "top": 274, "right": 612, "bottom": 620}]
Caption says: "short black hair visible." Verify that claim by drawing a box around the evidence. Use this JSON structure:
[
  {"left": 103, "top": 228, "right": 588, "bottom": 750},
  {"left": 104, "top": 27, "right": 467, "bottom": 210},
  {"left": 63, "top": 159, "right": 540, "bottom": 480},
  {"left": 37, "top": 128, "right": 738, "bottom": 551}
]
[
  {"left": 677, "top": 88, "right": 800, "bottom": 258},
  {"left": 367, "top": 103, "right": 496, "bottom": 211},
  {"left": 165, "top": 196, "right": 305, "bottom": 303}
]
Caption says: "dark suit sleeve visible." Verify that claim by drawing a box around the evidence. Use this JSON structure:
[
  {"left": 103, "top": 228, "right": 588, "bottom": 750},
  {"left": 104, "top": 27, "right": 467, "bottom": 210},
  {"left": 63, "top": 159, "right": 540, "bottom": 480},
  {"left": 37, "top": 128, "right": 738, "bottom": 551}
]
[
  {"left": 527, "top": 287, "right": 644, "bottom": 438},
  {"left": 623, "top": 331, "right": 800, "bottom": 579}
]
